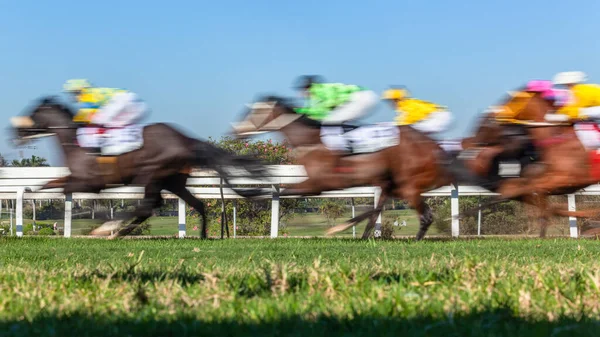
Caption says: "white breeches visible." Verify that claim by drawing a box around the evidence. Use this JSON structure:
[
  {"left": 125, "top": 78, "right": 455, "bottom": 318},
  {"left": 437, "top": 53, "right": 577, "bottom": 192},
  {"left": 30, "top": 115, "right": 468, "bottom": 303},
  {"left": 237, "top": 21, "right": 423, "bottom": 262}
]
[
  {"left": 580, "top": 106, "right": 600, "bottom": 119},
  {"left": 321, "top": 90, "right": 378, "bottom": 125},
  {"left": 91, "top": 92, "right": 148, "bottom": 128},
  {"left": 411, "top": 110, "right": 453, "bottom": 134}
]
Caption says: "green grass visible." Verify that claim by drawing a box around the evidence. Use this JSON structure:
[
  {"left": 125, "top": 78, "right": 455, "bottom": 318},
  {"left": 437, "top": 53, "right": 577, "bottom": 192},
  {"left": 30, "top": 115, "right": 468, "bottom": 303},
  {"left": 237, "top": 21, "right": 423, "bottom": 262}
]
[{"left": 0, "top": 238, "right": 599, "bottom": 336}]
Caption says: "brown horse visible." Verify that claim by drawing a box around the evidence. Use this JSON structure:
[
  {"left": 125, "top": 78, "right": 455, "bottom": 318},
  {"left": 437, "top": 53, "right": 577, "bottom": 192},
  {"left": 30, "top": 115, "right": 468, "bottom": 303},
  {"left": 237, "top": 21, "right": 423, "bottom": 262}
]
[
  {"left": 231, "top": 95, "right": 463, "bottom": 239},
  {"left": 459, "top": 89, "right": 600, "bottom": 236},
  {"left": 11, "top": 97, "right": 270, "bottom": 238}
]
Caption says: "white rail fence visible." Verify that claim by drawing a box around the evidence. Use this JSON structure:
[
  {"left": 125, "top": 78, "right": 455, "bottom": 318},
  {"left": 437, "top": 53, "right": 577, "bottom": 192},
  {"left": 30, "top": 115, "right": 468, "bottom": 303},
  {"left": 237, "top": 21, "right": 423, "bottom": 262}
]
[{"left": 0, "top": 166, "right": 593, "bottom": 238}]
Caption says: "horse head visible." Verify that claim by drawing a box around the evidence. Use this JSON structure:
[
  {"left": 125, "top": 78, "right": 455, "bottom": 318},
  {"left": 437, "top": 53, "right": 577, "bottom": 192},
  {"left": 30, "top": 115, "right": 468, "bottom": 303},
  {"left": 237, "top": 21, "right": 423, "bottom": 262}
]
[
  {"left": 230, "top": 94, "right": 301, "bottom": 138},
  {"left": 10, "top": 96, "right": 76, "bottom": 145},
  {"left": 466, "top": 83, "right": 564, "bottom": 148}
]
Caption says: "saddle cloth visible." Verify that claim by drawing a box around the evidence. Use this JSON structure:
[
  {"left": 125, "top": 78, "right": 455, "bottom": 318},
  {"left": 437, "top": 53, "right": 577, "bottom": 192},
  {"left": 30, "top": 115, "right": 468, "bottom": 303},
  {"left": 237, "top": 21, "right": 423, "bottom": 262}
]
[
  {"left": 574, "top": 122, "right": 600, "bottom": 149},
  {"left": 76, "top": 125, "right": 144, "bottom": 155},
  {"left": 320, "top": 122, "right": 399, "bottom": 154}
]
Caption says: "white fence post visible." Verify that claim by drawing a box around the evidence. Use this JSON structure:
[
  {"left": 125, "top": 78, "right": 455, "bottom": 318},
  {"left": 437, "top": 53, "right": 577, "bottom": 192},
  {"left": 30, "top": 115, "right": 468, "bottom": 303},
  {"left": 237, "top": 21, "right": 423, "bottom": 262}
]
[
  {"left": 10, "top": 202, "right": 13, "bottom": 236},
  {"left": 178, "top": 198, "right": 186, "bottom": 239},
  {"left": 451, "top": 184, "right": 460, "bottom": 237},
  {"left": 373, "top": 187, "right": 383, "bottom": 237},
  {"left": 16, "top": 189, "right": 23, "bottom": 237},
  {"left": 233, "top": 200, "right": 237, "bottom": 238},
  {"left": 270, "top": 185, "right": 280, "bottom": 238},
  {"left": 64, "top": 193, "right": 72, "bottom": 238},
  {"left": 351, "top": 198, "right": 356, "bottom": 239},
  {"left": 568, "top": 194, "right": 578, "bottom": 238},
  {"left": 477, "top": 202, "right": 482, "bottom": 236}
]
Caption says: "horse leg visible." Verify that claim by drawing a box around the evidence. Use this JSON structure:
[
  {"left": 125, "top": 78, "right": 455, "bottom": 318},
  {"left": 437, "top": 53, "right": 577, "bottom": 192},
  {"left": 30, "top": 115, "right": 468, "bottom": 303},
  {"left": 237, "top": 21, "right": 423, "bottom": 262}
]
[
  {"left": 399, "top": 186, "right": 433, "bottom": 241},
  {"left": 415, "top": 201, "right": 434, "bottom": 241},
  {"left": 164, "top": 174, "right": 209, "bottom": 239},
  {"left": 526, "top": 194, "right": 550, "bottom": 238},
  {"left": 109, "top": 182, "right": 163, "bottom": 238},
  {"left": 457, "top": 178, "right": 531, "bottom": 219},
  {"left": 40, "top": 176, "right": 69, "bottom": 190},
  {"left": 325, "top": 208, "right": 382, "bottom": 236},
  {"left": 548, "top": 207, "right": 600, "bottom": 219},
  {"left": 279, "top": 178, "right": 325, "bottom": 197},
  {"left": 361, "top": 191, "right": 389, "bottom": 239}
]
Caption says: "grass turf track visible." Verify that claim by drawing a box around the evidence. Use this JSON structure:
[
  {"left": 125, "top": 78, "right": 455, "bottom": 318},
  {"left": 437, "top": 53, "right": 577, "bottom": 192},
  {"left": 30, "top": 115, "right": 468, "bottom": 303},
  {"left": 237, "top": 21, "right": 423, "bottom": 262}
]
[{"left": 0, "top": 237, "right": 599, "bottom": 336}]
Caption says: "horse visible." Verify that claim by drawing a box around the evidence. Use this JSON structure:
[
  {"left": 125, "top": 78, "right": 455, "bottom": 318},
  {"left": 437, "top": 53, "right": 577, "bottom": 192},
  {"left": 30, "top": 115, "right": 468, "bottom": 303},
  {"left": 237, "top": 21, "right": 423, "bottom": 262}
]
[
  {"left": 230, "top": 95, "right": 463, "bottom": 240},
  {"left": 458, "top": 88, "right": 600, "bottom": 236},
  {"left": 10, "top": 97, "right": 270, "bottom": 238}
]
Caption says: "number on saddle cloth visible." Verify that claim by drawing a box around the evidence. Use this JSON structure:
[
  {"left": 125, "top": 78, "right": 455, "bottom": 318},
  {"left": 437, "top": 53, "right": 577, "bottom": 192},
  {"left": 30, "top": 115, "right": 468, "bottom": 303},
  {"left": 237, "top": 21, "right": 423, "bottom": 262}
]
[
  {"left": 344, "top": 123, "right": 399, "bottom": 154},
  {"left": 101, "top": 126, "right": 144, "bottom": 155},
  {"left": 76, "top": 125, "right": 144, "bottom": 155},
  {"left": 76, "top": 127, "right": 103, "bottom": 149}
]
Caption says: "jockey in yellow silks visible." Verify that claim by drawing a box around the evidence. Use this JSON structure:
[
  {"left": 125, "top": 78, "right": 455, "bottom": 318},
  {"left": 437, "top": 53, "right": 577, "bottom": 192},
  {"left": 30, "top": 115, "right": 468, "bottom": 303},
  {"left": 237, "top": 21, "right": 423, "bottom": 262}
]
[
  {"left": 552, "top": 71, "right": 600, "bottom": 120},
  {"left": 381, "top": 87, "right": 452, "bottom": 134},
  {"left": 63, "top": 79, "right": 148, "bottom": 154},
  {"left": 63, "top": 79, "right": 148, "bottom": 127},
  {"left": 551, "top": 72, "right": 600, "bottom": 150}
]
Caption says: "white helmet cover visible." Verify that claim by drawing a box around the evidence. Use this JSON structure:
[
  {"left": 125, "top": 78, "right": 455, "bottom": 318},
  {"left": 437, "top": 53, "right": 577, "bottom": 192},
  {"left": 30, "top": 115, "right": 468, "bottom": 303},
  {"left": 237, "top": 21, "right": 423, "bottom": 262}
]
[{"left": 553, "top": 71, "right": 587, "bottom": 85}]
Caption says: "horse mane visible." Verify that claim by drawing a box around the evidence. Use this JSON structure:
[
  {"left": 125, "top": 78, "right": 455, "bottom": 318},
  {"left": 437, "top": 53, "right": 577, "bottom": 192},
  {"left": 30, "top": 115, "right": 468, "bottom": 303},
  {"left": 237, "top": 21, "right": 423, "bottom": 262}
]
[{"left": 36, "top": 96, "right": 76, "bottom": 118}]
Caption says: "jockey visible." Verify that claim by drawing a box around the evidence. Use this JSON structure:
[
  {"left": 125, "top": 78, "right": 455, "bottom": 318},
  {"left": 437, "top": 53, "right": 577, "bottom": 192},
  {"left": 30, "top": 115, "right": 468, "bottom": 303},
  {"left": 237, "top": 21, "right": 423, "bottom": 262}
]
[
  {"left": 63, "top": 79, "right": 147, "bottom": 155},
  {"left": 552, "top": 71, "right": 600, "bottom": 121},
  {"left": 293, "top": 75, "right": 378, "bottom": 151},
  {"left": 381, "top": 87, "right": 452, "bottom": 135},
  {"left": 63, "top": 79, "right": 148, "bottom": 130}
]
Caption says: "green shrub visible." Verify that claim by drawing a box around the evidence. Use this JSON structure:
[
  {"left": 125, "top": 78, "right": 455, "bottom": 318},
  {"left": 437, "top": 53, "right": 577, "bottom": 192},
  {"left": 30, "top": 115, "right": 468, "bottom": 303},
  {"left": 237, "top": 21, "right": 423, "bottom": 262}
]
[{"left": 38, "top": 227, "right": 55, "bottom": 236}]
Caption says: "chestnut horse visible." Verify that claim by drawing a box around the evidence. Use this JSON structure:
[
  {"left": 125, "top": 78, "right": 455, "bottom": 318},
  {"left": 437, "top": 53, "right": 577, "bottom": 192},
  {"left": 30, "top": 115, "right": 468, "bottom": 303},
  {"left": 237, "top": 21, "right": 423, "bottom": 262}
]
[
  {"left": 231, "top": 96, "right": 468, "bottom": 239},
  {"left": 459, "top": 89, "right": 600, "bottom": 236}
]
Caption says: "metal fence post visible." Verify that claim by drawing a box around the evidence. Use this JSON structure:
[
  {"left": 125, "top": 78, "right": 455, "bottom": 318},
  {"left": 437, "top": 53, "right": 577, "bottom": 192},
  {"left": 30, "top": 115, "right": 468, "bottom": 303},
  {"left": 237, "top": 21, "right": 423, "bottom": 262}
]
[
  {"left": 451, "top": 184, "right": 459, "bottom": 237},
  {"left": 64, "top": 193, "right": 72, "bottom": 237},
  {"left": 178, "top": 198, "right": 186, "bottom": 239},
  {"left": 16, "top": 189, "right": 23, "bottom": 237},
  {"left": 270, "top": 185, "right": 280, "bottom": 238},
  {"left": 568, "top": 194, "right": 578, "bottom": 238}
]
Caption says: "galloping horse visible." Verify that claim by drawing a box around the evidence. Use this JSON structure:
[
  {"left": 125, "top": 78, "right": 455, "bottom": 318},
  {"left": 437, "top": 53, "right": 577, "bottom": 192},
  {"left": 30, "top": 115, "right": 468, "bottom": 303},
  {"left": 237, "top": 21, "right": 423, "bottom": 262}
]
[
  {"left": 11, "top": 97, "right": 270, "bottom": 238},
  {"left": 231, "top": 95, "right": 462, "bottom": 239},
  {"left": 459, "top": 88, "right": 600, "bottom": 236}
]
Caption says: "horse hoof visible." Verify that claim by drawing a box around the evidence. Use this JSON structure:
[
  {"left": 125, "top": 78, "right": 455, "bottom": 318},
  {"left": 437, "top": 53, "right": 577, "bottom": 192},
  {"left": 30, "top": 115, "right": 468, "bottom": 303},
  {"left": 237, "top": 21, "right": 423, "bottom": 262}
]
[
  {"left": 325, "top": 223, "right": 352, "bottom": 236},
  {"left": 90, "top": 220, "right": 123, "bottom": 236}
]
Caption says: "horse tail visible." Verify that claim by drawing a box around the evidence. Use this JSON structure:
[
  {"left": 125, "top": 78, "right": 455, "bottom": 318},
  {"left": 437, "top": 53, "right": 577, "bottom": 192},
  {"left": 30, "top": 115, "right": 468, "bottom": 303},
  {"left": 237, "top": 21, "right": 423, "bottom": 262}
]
[{"left": 192, "top": 140, "right": 270, "bottom": 198}]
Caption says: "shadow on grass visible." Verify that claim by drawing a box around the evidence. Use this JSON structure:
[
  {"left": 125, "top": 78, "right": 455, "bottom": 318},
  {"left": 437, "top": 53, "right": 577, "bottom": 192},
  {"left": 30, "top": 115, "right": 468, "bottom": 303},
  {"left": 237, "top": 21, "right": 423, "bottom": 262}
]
[
  {"left": 75, "top": 269, "right": 206, "bottom": 285},
  {"left": 1, "top": 309, "right": 598, "bottom": 337}
]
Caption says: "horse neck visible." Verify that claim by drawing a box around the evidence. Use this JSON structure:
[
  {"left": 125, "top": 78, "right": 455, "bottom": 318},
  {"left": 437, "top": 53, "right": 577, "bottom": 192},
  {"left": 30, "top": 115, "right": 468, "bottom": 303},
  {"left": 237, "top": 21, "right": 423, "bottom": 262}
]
[
  {"left": 280, "top": 120, "right": 321, "bottom": 148},
  {"left": 520, "top": 95, "right": 551, "bottom": 122},
  {"left": 53, "top": 127, "right": 82, "bottom": 157},
  {"left": 41, "top": 109, "right": 82, "bottom": 158}
]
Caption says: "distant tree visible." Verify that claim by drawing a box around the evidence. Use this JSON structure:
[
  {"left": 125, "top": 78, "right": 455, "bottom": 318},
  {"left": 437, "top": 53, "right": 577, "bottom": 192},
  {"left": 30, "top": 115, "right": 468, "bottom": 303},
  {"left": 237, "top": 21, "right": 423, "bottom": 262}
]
[
  {"left": 11, "top": 155, "right": 50, "bottom": 167},
  {"left": 320, "top": 200, "right": 346, "bottom": 226},
  {"left": 208, "top": 136, "right": 296, "bottom": 164}
]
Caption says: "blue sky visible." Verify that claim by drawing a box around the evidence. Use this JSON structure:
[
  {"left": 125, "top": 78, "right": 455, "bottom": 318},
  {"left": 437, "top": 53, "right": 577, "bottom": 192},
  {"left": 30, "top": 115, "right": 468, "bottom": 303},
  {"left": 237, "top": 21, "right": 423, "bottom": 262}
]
[{"left": 1, "top": 0, "right": 598, "bottom": 165}]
